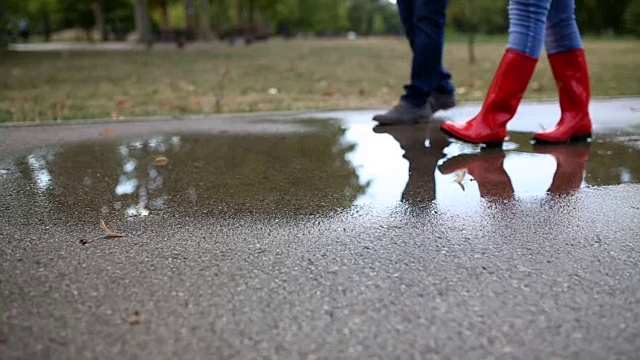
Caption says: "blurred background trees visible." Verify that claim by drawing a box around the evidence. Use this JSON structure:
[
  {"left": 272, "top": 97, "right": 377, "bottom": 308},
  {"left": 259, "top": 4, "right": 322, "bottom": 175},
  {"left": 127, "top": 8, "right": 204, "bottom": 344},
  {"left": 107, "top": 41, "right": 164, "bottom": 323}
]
[{"left": 2, "top": 0, "right": 639, "bottom": 45}]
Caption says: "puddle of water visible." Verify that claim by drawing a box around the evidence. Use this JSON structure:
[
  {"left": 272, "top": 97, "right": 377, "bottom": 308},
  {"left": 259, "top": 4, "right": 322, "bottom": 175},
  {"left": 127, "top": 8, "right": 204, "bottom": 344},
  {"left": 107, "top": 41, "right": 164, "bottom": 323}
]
[{"left": 1, "top": 118, "right": 639, "bottom": 222}]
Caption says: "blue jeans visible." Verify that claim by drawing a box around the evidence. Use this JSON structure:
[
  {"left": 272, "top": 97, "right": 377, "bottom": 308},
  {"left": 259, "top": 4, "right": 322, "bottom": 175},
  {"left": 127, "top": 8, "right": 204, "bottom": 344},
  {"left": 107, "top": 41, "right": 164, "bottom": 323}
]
[
  {"left": 398, "top": 0, "right": 455, "bottom": 107},
  {"left": 508, "top": 0, "right": 583, "bottom": 58}
]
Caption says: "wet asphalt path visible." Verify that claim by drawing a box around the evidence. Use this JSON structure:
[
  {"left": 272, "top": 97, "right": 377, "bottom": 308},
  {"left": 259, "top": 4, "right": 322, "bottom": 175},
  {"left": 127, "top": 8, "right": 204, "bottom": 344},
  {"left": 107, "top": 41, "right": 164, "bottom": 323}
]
[{"left": 1, "top": 99, "right": 640, "bottom": 359}]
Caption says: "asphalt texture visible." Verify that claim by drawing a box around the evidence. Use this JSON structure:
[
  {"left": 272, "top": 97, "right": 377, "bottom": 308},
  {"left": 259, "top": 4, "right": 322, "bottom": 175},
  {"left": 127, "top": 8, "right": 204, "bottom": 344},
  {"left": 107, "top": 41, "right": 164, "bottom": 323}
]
[{"left": 1, "top": 99, "right": 640, "bottom": 359}]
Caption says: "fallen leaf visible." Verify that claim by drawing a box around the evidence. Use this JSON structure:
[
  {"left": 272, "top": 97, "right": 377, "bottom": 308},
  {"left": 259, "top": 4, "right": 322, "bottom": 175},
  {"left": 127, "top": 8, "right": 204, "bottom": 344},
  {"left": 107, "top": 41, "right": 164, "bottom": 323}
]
[
  {"left": 159, "top": 98, "right": 172, "bottom": 109},
  {"left": 153, "top": 156, "right": 169, "bottom": 166},
  {"left": 129, "top": 310, "right": 142, "bottom": 325},
  {"left": 467, "top": 79, "right": 481, "bottom": 89},
  {"left": 268, "top": 88, "right": 278, "bottom": 95},
  {"left": 358, "top": 88, "right": 366, "bottom": 96},
  {"left": 190, "top": 98, "right": 202, "bottom": 110},
  {"left": 322, "top": 91, "right": 336, "bottom": 98},
  {"left": 454, "top": 170, "right": 467, "bottom": 191},
  {"left": 99, "top": 219, "right": 125, "bottom": 238},
  {"left": 102, "top": 128, "right": 113, "bottom": 136},
  {"left": 456, "top": 87, "right": 468, "bottom": 95},
  {"left": 532, "top": 81, "right": 543, "bottom": 92},
  {"left": 115, "top": 97, "right": 129, "bottom": 108},
  {"left": 178, "top": 81, "right": 196, "bottom": 92}
]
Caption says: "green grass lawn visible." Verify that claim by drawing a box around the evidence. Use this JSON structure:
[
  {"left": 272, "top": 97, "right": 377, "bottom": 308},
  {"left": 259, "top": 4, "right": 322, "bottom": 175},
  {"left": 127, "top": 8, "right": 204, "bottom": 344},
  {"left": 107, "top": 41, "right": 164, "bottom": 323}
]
[{"left": 1, "top": 37, "right": 639, "bottom": 122}]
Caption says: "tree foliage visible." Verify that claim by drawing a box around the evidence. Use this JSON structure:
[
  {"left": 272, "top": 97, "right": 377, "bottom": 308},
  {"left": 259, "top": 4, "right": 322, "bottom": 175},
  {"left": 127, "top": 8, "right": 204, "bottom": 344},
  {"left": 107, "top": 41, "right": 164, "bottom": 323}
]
[{"left": 2, "top": 0, "right": 638, "bottom": 43}]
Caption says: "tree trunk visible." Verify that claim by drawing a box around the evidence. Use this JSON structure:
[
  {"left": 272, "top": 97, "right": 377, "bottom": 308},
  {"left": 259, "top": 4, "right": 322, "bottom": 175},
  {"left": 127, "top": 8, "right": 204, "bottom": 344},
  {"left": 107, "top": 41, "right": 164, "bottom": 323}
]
[
  {"left": 160, "top": 0, "right": 170, "bottom": 30},
  {"left": 92, "top": 0, "right": 107, "bottom": 41},
  {"left": 135, "top": 0, "right": 153, "bottom": 44},
  {"left": 467, "top": 32, "right": 476, "bottom": 64},
  {"left": 248, "top": 0, "right": 255, "bottom": 28},
  {"left": 199, "top": 0, "right": 214, "bottom": 41},
  {"left": 0, "top": 0, "right": 7, "bottom": 47},
  {"left": 236, "top": 0, "right": 244, "bottom": 30},
  {"left": 43, "top": 12, "right": 51, "bottom": 42},
  {"left": 184, "top": 0, "right": 197, "bottom": 38}
]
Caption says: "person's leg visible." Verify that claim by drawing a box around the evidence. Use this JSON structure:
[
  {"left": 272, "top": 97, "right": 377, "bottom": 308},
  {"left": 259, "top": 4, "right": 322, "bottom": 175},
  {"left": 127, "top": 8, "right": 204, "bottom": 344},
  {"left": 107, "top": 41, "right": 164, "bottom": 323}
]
[
  {"left": 440, "top": 0, "right": 551, "bottom": 146},
  {"left": 397, "top": 0, "right": 415, "bottom": 49},
  {"left": 374, "top": 0, "right": 453, "bottom": 125},
  {"left": 401, "top": 0, "right": 450, "bottom": 107},
  {"left": 533, "top": 0, "right": 592, "bottom": 143}
]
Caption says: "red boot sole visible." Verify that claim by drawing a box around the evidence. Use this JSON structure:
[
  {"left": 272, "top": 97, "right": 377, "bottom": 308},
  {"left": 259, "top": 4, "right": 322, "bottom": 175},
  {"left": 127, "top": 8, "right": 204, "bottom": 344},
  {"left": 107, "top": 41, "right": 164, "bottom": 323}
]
[
  {"left": 440, "top": 127, "right": 504, "bottom": 148},
  {"left": 532, "top": 133, "right": 592, "bottom": 144}
]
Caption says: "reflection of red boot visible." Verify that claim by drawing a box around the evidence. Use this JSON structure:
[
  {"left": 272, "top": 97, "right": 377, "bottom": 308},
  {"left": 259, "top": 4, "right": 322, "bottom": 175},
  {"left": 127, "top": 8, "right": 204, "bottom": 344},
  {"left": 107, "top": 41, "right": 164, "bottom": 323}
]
[
  {"left": 440, "top": 49, "right": 537, "bottom": 147},
  {"left": 438, "top": 150, "right": 514, "bottom": 200},
  {"left": 534, "top": 143, "right": 591, "bottom": 195},
  {"left": 533, "top": 49, "right": 592, "bottom": 143}
]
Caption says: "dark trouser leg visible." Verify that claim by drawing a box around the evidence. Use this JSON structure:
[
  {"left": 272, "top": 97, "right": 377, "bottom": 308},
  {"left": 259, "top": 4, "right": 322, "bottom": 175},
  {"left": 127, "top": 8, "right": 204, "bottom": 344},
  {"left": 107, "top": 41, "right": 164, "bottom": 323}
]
[
  {"left": 397, "top": 0, "right": 415, "bottom": 49},
  {"left": 401, "top": 0, "right": 454, "bottom": 107}
]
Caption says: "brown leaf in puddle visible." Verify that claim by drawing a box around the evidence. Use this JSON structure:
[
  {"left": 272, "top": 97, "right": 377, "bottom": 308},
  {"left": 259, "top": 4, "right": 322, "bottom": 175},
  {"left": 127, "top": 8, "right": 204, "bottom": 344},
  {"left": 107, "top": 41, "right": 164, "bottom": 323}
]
[
  {"left": 99, "top": 219, "right": 125, "bottom": 238},
  {"left": 129, "top": 310, "right": 142, "bottom": 325},
  {"left": 153, "top": 156, "right": 169, "bottom": 166},
  {"left": 454, "top": 170, "right": 467, "bottom": 191},
  {"left": 102, "top": 128, "right": 113, "bottom": 136}
]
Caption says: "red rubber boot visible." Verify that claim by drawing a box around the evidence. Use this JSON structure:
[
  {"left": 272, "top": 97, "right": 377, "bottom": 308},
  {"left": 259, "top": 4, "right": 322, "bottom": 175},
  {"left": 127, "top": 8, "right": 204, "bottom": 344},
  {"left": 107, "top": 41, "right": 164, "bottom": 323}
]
[
  {"left": 533, "top": 49, "right": 593, "bottom": 143},
  {"left": 440, "top": 49, "right": 537, "bottom": 147}
]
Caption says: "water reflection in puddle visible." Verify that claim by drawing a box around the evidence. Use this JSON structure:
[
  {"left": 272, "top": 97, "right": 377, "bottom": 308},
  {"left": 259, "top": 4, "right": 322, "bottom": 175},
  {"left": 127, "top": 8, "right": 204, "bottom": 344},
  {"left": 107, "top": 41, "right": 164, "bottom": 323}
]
[{"left": 1, "top": 118, "right": 639, "bottom": 221}]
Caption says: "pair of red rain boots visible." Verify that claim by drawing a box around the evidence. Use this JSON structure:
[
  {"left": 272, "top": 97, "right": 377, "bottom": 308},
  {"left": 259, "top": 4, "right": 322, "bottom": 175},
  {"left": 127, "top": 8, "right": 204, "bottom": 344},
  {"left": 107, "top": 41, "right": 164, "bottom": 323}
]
[{"left": 440, "top": 48, "right": 592, "bottom": 146}]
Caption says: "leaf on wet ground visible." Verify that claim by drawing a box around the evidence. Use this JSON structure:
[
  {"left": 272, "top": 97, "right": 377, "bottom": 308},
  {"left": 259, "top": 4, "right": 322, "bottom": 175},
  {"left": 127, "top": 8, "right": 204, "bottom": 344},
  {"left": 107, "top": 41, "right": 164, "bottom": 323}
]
[
  {"left": 99, "top": 219, "right": 125, "bottom": 238},
  {"left": 153, "top": 156, "right": 169, "bottom": 166},
  {"left": 129, "top": 310, "right": 142, "bottom": 325},
  {"left": 454, "top": 170, "right": 467, "bottom": 191}
]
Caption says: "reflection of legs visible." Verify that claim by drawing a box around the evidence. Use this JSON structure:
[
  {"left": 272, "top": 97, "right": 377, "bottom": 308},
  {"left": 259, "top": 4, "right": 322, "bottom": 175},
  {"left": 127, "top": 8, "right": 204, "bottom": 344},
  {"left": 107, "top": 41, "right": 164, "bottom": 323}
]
[
  {"left": 374, "top": 123, "right": 449, "bottom": 204},
  {"left": 534, "top": 143, "right": 590, "bottom": 194},
  {"left": 533, "top": 0, "right": 592, "bottom": 143},
  {"left": 439, "top": 150, "right": 514, "bottom": 200}
]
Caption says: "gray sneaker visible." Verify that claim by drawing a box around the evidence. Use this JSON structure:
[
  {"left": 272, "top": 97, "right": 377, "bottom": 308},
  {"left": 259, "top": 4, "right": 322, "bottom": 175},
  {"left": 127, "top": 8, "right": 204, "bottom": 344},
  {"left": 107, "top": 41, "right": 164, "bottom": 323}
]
[
  {"left": 429, "top": 91, "right": 456, "bottom": 113},
  {"left": 373, "top": 100, "right": 433, "bottom": 125}
]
